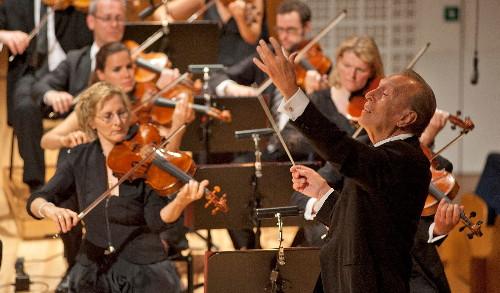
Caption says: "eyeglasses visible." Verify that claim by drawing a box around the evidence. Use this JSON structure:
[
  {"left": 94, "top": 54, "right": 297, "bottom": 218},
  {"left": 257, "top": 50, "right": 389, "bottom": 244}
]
[
  {"left": 92, "top": 14, "right": 125, "bottom": 24},
  {"left": 274, "top": 26, "right": 301, "bottom": 36},
  {"left": 96, "top": 111, "right": 129, "bottom": 124}
]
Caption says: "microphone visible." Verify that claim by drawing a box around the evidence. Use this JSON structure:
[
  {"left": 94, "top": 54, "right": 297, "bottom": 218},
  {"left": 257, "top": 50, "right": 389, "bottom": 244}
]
[
  {"left": 188, "top": 64, "right": 225, "bottom": 74},
  {"left": 138, "top": 3, "right": 162, "bottom": 20},
  {"left": 256, "top": 206, "right": 301, "bottom": 219},
  {"left": 471, "top": 50, "right": 479, "bottom": 85},
  {"left": 235, "top": 128, "right": 274, "bottom": 139}
]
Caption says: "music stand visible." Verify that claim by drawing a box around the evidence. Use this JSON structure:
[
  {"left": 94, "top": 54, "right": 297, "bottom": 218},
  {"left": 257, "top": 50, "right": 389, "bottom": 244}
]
[
  {"left": 124, "top": 21, "right": 219, "bottom": 72},
  {"left": 204, "top": 247, "right": 321, "bottom": 293},
  {"left": 180, "top": 96, "right": 269, "bottom": 155},
  {"left": 184, "top": 161, "right": 321, "bottom": 230}
]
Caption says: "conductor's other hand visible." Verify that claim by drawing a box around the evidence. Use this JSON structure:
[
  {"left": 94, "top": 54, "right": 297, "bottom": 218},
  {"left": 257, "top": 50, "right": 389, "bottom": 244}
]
[
  {"left": 253, "top": 37, "right": 299, "bottom": 99},
  {"left": 290, "top": 165, "right": 331, "bottom": 199}
]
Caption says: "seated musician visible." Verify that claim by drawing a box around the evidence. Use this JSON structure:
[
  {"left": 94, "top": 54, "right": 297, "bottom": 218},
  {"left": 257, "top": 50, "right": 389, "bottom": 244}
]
[
  {"left": 39, "top": 41, "right": 195, "bottom": 288},
  {"left": 41, "top": 41, "right": 194, "bottom": 153},
  {"left": 27, "top": 82, "right": 207, "bottom": 292}
]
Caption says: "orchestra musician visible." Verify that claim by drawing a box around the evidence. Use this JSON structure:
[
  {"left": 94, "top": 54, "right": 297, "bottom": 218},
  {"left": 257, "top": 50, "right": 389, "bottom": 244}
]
[
  {"left": 0, "top": 0, "right": 92, "bottom": 192},
  {"left": 204, "top": 0, "right": 268, "bottom": 66},
  {"left": 23, "top": 2, "right": 177, "bottom": 290},
  {"left": 254, "top": 35, "right": 444, "bottom": 292},
  {"left": 27, "top": 81, "right": 207, "bottom": 292}
]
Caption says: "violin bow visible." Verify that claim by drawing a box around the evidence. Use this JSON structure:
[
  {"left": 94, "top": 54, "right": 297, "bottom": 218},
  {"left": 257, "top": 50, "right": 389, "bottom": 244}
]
[
  {"left": 130, "top": 18, "right": 170, "bottom": 58},
  {"left": 131, "top": 72, "right": 189, "bottom": 114},
  {"left": 77, "top": 123, "right": 187, "bottom": 220},
  {"left": 352, "top": 42, "right": 432, "bottom": 139},
  {"left": 186, "top": 0, "right": 215, "bottom": 23},
  {"left": 253, "top": 10, "right": 348, "bottom": 165},
  {"left": 9, "top": 10, "right": 53, "bottom": 62},
  {"left": 430, "top": 114, "right": 475, "bottom": 161}
]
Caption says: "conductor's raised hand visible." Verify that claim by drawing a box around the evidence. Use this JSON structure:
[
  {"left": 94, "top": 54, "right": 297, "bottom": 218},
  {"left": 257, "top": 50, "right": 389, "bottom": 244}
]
[
  {"left": 290, "top": 165, "right": 331, "bottom": 199},
  {"left": 253, "top": 37, "right": 299, "bottom": 99}
]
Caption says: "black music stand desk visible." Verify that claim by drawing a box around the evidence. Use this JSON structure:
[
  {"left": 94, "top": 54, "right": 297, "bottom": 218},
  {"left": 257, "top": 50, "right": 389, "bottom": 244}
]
[
  {"left": 204, "top": 247, "right": 321, "bottom": 293},
  {"left": 185, "top": 161, "right": 320, "bottom": 230},
  {"left": 181, "top": 96, "right": 269, "bottom": 154},
  {"left": 124, "top": 21, "right": 219, "bottom": 72}
]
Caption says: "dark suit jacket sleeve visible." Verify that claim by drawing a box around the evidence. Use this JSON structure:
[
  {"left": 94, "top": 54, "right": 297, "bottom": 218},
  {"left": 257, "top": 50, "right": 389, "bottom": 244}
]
[
  {"left": 0, "top": 3, "right": 7, "bottom": 29},
  {"left": 32, "top": 58, "right": 72, "bottom": 104},
  {"left": 315, "top": 189, "right": 341, "bottom": 227},
  {"left": 292, "top": 102, "right": 426, "bottom": 195},
  {"left": 290, "top": 162, "right": 344, "bottom": 210}
]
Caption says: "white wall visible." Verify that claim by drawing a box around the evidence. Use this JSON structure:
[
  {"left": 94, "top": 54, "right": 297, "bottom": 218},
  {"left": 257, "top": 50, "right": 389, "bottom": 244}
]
[{"left": 414, "top": 0, "right": 500, "bottom": 173}]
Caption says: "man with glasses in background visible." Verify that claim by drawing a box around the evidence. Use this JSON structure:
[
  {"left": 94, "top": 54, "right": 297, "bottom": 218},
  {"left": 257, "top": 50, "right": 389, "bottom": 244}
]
[{"left": 211, "top": 0, "right": 324, "bottom": 97}]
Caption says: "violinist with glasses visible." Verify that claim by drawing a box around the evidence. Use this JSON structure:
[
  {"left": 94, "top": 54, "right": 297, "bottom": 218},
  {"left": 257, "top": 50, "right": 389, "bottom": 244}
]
[
  {"left": 27, "top": 82, "right": 207, "bottom": 293},
  {"left": 40, "top": 41, "right": 193, "bottom": 153}
]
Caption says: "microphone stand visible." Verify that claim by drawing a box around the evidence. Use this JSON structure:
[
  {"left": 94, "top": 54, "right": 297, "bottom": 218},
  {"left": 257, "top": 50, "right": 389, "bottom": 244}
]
[
  {"left": 255, "top": 206, "right": 300, "bottom": 292},
  {"left": 250, "top": 133, "right": 264, "bottom": 249}
]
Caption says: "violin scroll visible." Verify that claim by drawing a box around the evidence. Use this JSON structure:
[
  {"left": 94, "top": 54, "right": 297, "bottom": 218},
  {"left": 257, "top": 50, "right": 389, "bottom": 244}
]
[
  {"left": 447, "top": 111, "right": 475, "bottom": 133},
  {"left": 458, "top": 211, "right": 483, "bottom": 239},
  {"left": 205, "top": 186, "right": 229, "bottom": 215}
]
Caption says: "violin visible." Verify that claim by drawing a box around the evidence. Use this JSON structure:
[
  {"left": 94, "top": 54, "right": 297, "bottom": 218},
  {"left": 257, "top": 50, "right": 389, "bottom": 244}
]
[
  {"left": 107, "top": 123, "right": 197, "bottom": 196},
  {"left": 108, "top": 123, "right": 228, "bottom": 213},
  {"left": 420, "top": 113, "right": 482, "bottom": 238},
  {"left": 132, "top": 74, "right": 230, "bottom": 125},
  {"left": 292, "top": 40, "right": 332, "bottom": 89},
  {"left": 346, "top": 77, "right": 381, "bottom": 121},
  {"left": 42, "top": 0, "right": 89, "bottom": 11},
  {"left": 77, "top": 123, "right": 228, "bottom": 220},
  {"left": 420, "top": 144, "right": 460, "bottom": 217},
  {"left": 124, "top": 40, "right": 171, "bottom": 84}
]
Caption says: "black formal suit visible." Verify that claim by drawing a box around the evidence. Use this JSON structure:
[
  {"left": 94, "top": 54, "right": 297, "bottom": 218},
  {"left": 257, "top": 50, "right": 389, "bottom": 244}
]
[
  {"left": 32, "top": 45, "right": 92, "bottom": 100},
  {"left": 291, "top": 89, "right": 354, "bottom": 247},
  {"left": 410, "top": 217, "right": 450, "bottom": 293},
  {"left": 293, "top": 89, "right": 452, "bottom": 292},
  {"left": 13, "top": 46, "right": 92, "bottom": 190},
  {"left": 0, "top": 0, "right": 91, "bottom": 125},
  {"left": 291, "top": 102, "right": 431, "bottom": 292}
]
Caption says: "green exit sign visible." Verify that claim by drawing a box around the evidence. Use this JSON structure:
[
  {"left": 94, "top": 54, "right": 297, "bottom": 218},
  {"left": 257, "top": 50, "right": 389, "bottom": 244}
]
[{"left": 444, "top": 6, "right": 459, "bottom": 22}]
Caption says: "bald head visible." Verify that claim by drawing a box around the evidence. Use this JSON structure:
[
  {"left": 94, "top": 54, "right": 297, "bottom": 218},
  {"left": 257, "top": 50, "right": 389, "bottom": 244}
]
[{"left": 397, "top": 70, "right": 436, "bottom": 136}]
